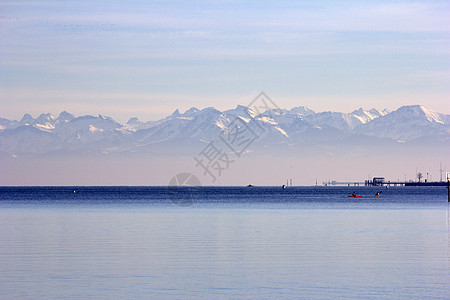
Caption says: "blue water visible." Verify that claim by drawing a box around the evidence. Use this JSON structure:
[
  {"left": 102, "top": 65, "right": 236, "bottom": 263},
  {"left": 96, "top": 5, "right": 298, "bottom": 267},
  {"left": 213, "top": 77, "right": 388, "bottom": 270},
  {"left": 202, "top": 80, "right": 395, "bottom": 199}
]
[
  {"left": 0, "top": 186, "right": 447, "bottom": 208},
  {"left": 0, "top": 186, "right": 449, "bottom": 299}
]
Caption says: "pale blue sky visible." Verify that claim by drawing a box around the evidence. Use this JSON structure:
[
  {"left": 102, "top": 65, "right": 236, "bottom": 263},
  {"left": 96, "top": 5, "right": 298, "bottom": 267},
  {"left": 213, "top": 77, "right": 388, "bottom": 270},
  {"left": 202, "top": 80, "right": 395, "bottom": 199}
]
[{"left": 1, "top": 0, "right": 449, "bottom": 122}]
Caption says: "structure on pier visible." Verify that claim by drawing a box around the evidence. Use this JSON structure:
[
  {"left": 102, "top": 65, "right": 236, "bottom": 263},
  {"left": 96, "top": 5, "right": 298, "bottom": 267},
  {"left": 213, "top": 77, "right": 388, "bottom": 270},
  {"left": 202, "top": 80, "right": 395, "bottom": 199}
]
[
  {"left": 365, "top": 176, "right": 447, "bottom": 187},
  {"left": 325, "top": 176, "right": 447, "bottom": 187},
  {"left": 365, "top": 177, "right": 385, "bottom": 186}
]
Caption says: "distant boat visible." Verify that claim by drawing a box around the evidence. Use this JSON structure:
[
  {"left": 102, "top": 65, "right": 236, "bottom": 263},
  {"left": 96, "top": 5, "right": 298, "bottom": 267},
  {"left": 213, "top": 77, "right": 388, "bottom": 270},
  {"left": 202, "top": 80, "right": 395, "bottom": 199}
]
[
  {"left": 348, "top": 194, "right": 362, "bottom": 197},
  {"left": 247, "top": 184, "right": 254, "bottom": 187}
]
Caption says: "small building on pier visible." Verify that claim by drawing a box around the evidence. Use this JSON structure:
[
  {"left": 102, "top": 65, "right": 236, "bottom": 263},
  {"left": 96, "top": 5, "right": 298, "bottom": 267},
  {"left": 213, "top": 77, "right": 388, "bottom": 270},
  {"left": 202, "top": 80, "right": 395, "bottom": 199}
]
[{"left": 365, "top": 177, "right": 385, "bottom": 186}]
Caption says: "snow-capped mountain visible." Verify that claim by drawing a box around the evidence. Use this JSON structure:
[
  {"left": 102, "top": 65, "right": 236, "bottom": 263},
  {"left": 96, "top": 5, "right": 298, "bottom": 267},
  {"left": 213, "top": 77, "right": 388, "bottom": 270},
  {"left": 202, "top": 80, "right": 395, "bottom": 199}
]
[
  {"left": 0, "top": 105, "right": 448, "bottom": 156},
  {"left": 289, "top": 106, "right": 316, "bottom": 116},
  {"left": 354, "top": 105, "right": 449, "bottom": 142},
  {"left": 351, "top": 108, "right": 390, "bottom": 124},
  {"left": 302, "top": 108, "right": 390, "bottom": 132}
]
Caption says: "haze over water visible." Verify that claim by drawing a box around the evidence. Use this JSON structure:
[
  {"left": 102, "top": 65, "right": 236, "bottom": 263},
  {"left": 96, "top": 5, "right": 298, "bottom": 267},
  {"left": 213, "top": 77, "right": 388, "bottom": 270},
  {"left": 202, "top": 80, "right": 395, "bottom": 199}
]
[{"left": 0, "top": 186, "right": 449, "bottom": 299}]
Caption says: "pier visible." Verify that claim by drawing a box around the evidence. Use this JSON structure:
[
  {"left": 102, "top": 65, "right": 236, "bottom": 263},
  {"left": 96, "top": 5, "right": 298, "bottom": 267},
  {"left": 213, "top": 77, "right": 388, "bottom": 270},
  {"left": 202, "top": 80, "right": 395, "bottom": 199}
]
[
  {"left": 323, "top": 181, "right": 364, "bottom": 186},
  {"left": 325, "top": 177, "right": 448, "bottom": 187},
  {"left": 364, "top": 177, "right": 447, "bottom": 187}
]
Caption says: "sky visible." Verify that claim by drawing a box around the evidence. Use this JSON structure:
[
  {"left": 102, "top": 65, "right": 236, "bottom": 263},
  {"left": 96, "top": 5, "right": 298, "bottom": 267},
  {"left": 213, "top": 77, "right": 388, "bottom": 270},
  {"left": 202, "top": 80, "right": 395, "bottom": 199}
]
[{"left": 1, "top": 0, "right": 449, "bottom": 123}]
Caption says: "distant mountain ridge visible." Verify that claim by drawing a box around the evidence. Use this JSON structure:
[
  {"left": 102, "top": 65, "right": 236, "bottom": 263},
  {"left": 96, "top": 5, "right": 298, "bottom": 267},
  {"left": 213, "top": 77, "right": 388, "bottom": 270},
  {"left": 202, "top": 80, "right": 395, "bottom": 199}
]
[{"left": 0, "top": 105, "right": 448, "bottom": 156}]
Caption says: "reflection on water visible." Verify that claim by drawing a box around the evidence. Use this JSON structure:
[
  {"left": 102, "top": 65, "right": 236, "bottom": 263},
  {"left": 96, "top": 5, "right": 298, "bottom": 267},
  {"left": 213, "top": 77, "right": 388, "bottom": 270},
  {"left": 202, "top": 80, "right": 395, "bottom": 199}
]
[{"left": 0, "top": 187, "right": 449, "bottom": 299}]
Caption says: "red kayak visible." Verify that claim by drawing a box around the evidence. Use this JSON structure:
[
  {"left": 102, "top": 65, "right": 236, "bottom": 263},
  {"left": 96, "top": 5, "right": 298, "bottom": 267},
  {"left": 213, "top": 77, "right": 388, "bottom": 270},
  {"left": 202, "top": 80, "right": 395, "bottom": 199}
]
[{"left": 348, "top": 195, "right": 362, "bottom": 197}]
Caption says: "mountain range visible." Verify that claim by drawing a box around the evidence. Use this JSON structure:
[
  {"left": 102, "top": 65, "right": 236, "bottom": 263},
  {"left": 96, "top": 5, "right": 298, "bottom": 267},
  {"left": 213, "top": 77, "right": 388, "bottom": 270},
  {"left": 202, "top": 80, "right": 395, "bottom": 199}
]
[{"left": 0, "top": 104, "right": 449, "bottom": 157}]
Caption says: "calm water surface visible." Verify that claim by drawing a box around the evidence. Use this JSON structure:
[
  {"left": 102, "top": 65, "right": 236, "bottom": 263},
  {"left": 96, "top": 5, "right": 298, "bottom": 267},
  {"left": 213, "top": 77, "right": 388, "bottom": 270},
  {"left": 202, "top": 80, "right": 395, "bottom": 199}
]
[{"left": 0, "top": 186, "right": 449, "bottom": 299}]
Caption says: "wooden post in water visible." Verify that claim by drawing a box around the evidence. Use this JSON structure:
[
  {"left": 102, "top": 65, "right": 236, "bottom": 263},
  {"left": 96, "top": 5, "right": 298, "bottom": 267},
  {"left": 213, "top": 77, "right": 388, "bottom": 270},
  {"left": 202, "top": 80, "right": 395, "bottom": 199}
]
[
  {"left": 447, "top": 179, "right": 449, "bottom": 202},
  {"left": 447, "top": 173, "right": 450, "bottom": 202}
]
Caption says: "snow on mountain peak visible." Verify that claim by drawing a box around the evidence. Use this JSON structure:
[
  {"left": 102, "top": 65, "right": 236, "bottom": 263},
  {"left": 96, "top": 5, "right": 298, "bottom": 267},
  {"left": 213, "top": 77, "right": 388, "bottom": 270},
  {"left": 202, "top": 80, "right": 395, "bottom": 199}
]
[
  {"left": 127, "top": 117, "right": 142, "bottom": 125},
  {"left": 353, "top": 104, "right": 449, "bottom": 141},
  {"left": 235, "top": 105, "right": 251, "bottom": 111},
  {"left": 89, "top": 124, "right": 104, "bottom": 133},
  {"left": 170, "top": 107, "right": 200, "bottom": 119},
  {"left": 31, "top": 113, "right": 56, "bottom": 132},
  {"left": 368, "top": 108, "right": 390, "bottom": 117},
  {"left": 34, "top": 113, "right": 54, "bottom": 125},
  {"left": 350, "top": 108, "right": 384, "bottom": 124},
  {"left": 36, "top": 113, "right": 54, "bottom": 121},
  {"left": 190, "top": 107, "right": 222, "bottom": 124},
  {"left": 290, "top": 106, "right": 315, "bottom": 116},
  {"left": 1, "top": 105, "right": 448, "bottom": 156},
  {"left": 20, "top": 113, "right": 34, "bottom": 125},
  {"left": 395, "top": 105, "right": 445, "bottom": 124},
  {"left": 418, "top": 106, "right": 444, "bottom": 124},
  {"left": 57, "top": 111, "right": 75, "bottom": 123},
  {"left": 224, "top": 105, "right": 258, "bottom": 119},
  {"left": 183, "top": 107, "right": 200, "bottom": 116}
]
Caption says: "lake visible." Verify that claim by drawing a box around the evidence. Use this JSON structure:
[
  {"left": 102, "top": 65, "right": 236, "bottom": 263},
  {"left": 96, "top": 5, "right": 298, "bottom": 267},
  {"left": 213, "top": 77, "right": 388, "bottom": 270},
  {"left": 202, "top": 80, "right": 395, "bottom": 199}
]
[{"left": 0, "top": 186, "right": 449, "bottom": 299}]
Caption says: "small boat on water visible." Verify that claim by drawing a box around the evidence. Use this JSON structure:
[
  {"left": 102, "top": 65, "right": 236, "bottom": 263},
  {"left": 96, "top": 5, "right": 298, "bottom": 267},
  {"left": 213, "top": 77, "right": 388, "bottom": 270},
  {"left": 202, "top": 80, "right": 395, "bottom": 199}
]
[{"left": 348, "top": 192, "right": 361, "bottom": 197}]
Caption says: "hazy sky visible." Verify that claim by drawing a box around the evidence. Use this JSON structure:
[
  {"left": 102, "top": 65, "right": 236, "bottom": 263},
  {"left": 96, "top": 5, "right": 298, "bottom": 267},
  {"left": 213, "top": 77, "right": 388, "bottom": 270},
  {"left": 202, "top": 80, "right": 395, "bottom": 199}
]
[{"left": 1, "top": 0, "right": 449, "bottom": 122}]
